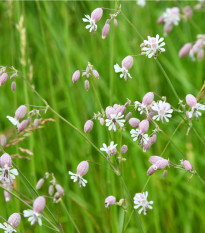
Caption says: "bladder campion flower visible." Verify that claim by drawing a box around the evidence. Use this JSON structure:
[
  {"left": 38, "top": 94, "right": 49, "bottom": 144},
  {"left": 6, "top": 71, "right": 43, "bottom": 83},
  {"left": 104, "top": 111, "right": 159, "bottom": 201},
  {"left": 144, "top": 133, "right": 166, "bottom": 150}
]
[
  {"left": 133, "top": 191, "right": 153, "bottom": 215},
  {"left": 185, "top": 94, "right": 205, "bottom": 119},
  {"left": 100, "top": 141, "right": 117, "bottom": 158},
  {"left": 141, "top": 34, "right": 165, "bottom": 58},
  {"left": 152, "top": 100, "right": 173, "bottom": 123},
  {"left": 105, "top": 112, "right": 125, "bottom": 131},
  {"left": 114, "top": 56, "right": 134, "bottom": 81},
  {"left": 0, "top": 213, "right": 21, "bottom": 233},
  {"left": 105, "top": 196, "right": 116, "bottom": 208},
  {"left": 68, "top": 161, "right": 89, "bottom": 187}
]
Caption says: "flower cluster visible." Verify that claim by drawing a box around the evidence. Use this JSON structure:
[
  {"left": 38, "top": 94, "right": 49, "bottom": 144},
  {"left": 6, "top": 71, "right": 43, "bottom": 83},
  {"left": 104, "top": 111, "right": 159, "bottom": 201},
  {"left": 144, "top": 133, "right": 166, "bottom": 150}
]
[
  {"left": 72, "top": 62, "right": 100, "bottom": 90},
  {"left": 179, "top": 35, "right": 205, "bottom": 61},
  {"left": 0, "top": 66, "right": 18, "bottom": 91},
  {"left": 185, "top": 94, "right": 205, "bottom": 119}
]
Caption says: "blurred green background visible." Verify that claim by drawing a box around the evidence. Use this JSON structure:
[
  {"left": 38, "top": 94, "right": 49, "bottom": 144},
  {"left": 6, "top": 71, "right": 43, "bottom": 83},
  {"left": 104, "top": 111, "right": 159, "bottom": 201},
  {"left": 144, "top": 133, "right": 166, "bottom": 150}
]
[{"left": 0, "top": 1, "right": 205, "bottom": 232}]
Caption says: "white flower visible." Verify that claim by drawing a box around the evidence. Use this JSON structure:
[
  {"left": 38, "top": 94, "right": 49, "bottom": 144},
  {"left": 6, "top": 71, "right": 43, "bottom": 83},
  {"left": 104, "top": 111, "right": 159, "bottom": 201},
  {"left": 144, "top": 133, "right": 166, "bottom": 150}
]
[
  {"left": 100, "top": 141, "right": 117, "bottom": 158},
  {"left": 6, "top": 116, "right": 19, "bottom": 127},
  {"left": 187, "top": 103, "right": 205, "bottom": 119},
  {"left": 152, "top": 100, "right": 173, "bottom": 123},
  {"left": 163, "top": 7, "right": 180, "bottom": 26},
  {"left": 0, "top": 222, "right": 16, "bottom": 233},
  {"left": 0, "top": 165, "right": 18, "bottom": 185},
  {"left": 134, "top": 191, "right": 153, "bottom": 215},
  {"left": 141, "top": 34, "right": 165, "bottom": 58},
  {"left": 23, "top": 210, "right": 42, "bottom": 226},
  {"left": 105, "top": 112, "right": 125, "bottom": 131},
  {"left": 135, "top": 101, "right": 149, "bottom": 115},
  {"left": 130, "top": 129, "right": 149, "bottom": 145},
  {"left": 82, "top": 15, "right": 97, "bottom": 32},
  {"left": 137, "top": 0, "right": 146, "bottom": 7},
  {"left": 114, "top": 64, "right": 132, "bottom": 81},
  {"left": 68, "top": 171, "right": 88, "bottom": 187}
]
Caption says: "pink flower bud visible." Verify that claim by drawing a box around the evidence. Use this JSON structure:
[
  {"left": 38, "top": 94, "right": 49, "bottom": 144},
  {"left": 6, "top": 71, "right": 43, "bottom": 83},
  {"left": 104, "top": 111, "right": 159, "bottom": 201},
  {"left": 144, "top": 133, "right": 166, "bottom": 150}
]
[
  {"left": 8, "top": 213, "right": 21, "bottom": 228},
  {"left": 163, "top": 170, "right": 167, "bottom": 178},
  {"left": 15, "top": 105, "right": 27, "bottom": 120},
  {"left": 10, "top": 73, "right": 17, "bottom": 79},
  {"left": 157, "top": 16, "right": 164, "bottom": 24},
  {"left": 0, "top": 153, "right": 12, "bottom": 168},
  {"left": 151, "top": 134, "right": 157, "bottom": 144},
  {"left": 92, "top": 70, "right": 100, "bottom": 79},
  {"left": 77, "top": 161, "right": 89, "bottom": 177},
  {"left": 147, "top": 165, "right": 156, "bottom": 176},
  {"left": 72, "top": 70, "right": 80, "bottom": 83},
  {"left": 197, "top": 49, "right": 204, "bottom": 61},
  {"left": 91, "top": 8, "right": 103, "bottom": 23},
  {"left": 143, "top": 138, "right": 152, "bottom": 152},
  {"left": 36, "top": 178, "right": 44, "bottom": 190},
  {"left": 149, "top": 155, "right": 164, "bottom": 164},
  {"left": 102, "top": 23, "right": 110, "bottom": 39},
  {"left": 146, "top": 111, "right": 154, "bottom": 122},
  {"left": 125, "top": 112, "right": 132, "bottom": 121},
  {"left": 4, "top": 190, "right": 11, "bottom": 202},
  {"left": 106, "top": 19, "right": 111, "bottom": 24},
  {"left": 192, "top": 39, "right": 204, "bottom": 53},
  {"left": 33, "top": 196, "right": 46, "bottom": 213},
  {"left": 11, "top": 81, "right": 16, "bottom": 92},
  {"left": 56, "top": 184, "right": 64, "bottom": 195},
  {"left": 155, "top": 159, "right": 169, "bottom": 170},
  {"left": 105, "top": 106, "right": 116, "bottom": 119},
  {"left": 183, "top": 160, "right": 192, "bottom": 171},
  {"left": 84, "top": 80, "right": 90, "bottom": 90},
  {"left": 114, "top": 18, "right": 118, "bottom": 26},
  {"left": 122, "top": 56, "right": 134, "bottom": 70},
  {"left": 163, "top": 22, "right": 173, "bottom": 36},
  {"left": 183, "top": 6, "right": 193, "bottom": 19},
  {"left": 142, "top": 92, "right": 154, "bottom": 105},
  {"left": 105, "top": 195, "right": 116, "bottom": 207},
  {"left": 186, "top": 94, "right": 197, "bottom": 108},
  {"left": 49, "top": 185, "right": 54, "bottom": 195},
  {"left": 1, "top": 135, "right": 7, "bottom": 147},
  {"left": 139, "top": 120, "right": 149, "bottom": 134},
  {"left": 99, "top": 118, "right": 105, "bottom": 126},
  {"left": 179, "top": 43, "right": 192, "bottom": 58},
  {"left": 33, "top": 118, "right": 39, "bottom": 128},
  {"left": 0, "top": 73, "right": 8, "bottom": 86},
  {"left": 84, "top": 120, "right": 93, "bottom": 133},
  {"left": 18, "top": 119, "right": 30, "bottom": 132},
  {"left": 113, "top": 104, "right": 119, "bottom": 109},
  {"left": 121, "top": 145, "right": 128, "bottom": 154},
  {"left": 116, "top": 105, "right": 126, "bottom": 115},
  {"left": 129, "top": 118, "right": 140, "bottom": 128}
]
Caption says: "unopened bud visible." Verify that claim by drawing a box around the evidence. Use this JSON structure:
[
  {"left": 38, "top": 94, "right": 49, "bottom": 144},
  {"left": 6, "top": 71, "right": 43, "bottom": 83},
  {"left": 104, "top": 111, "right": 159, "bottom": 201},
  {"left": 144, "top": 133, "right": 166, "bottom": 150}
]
[
  {"left": 92, "top": 70, "right": 100, "bottom": 79},
  {"left": 186, "top": 94, "right": 197, "bottom": 108},
  {"left": 49, "top": 185, "right": 54, "bottom": 195},
  {"left": 129, "top": 118, "right": 140, "bottom": 128},
  {"left": 142, "top": 92, "right": 154, "bottom": 105},
  {"left": 91, "top": 8, "right": 103, "bottom": 23},
  {"left": 105, "top": 195, "right": 116, "bottom": 208},
  {"left": 125, "top": 112, "right": 132, "bottom": 121},
  {"left": 85, "top": 80, "right": 90, "bottom": 90},
  {"left": 179, "top": 43, "right": 192, "bottom": 58},
  {"left": 33, "top": 118, "right": 39, "bottom": 128},
  {"left": 0, "top": 153, "right": 12, "bottom": 168},
  {"left": 84, "top": 120, "right": 93, "bottom": 133},
  {"left": 11, "top": 81, "right": 16, "bottom": 92},
  {"left": 0, "top": 73, "right": 8, "bottom": 86},
  {"left": 122, "top": 56, "right": 134, "bottom": 70},
  {"left": 72, "top": 70, "right": 80, "bottom": 83},
  {"left": 114, "top": 18, "right": 118, "bottom": 26},
  {"left": 4, "top": 191, "right": 11, "bottom": 202},
  {"left": 8, "top": 213, "right": 21, "bottom": 228},
  {"left": 15, "top": 105, "right": 27, "bottom": 120},
  {"left": 33, "top": 196, "right": 46, "bottom": 213},
  {"left": 102, "top": 24, "right": 110, "bottom": 39},
  {"left": 1, "top": 135, "right": 7, "bottom": 147},
  {"left": 77, "top": 161, "right": 89, "bottom": 177},
  {"left": 36, "top": 178, "right": 44, "bottom": 190},
  {"left": 56, "top": 184, "right": 65, "bottom": 196},
  {"left": 99, "top": 118, "right": 105, "bottom": 125},
  {"left": 18, "top": 119, "right": 30, "bottom": 132},
  {"left": 121, "top": 145, "right": 128, "bottom": 154},
  {"left": 139, "top": 120, "right": 149, "bottom": 134}
]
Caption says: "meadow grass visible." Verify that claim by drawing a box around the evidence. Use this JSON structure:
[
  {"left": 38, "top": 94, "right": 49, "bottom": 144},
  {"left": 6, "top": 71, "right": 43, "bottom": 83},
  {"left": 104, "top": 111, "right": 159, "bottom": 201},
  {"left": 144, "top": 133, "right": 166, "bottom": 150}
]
[{"left": 0, "top": 1, "right": 205, "bottom": 232}]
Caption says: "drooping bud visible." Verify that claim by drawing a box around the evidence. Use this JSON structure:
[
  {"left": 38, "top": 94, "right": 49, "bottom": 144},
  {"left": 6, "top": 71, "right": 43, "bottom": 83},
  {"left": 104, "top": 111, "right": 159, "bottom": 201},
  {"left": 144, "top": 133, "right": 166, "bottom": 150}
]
[
  {"left": 163, "top": 170, "right": 167, "bottom": 178},
  {"left": 77, "top": 161, "right": 89, "bottom": 177},
  {"left": 114, "top": 18, "right": 118, "bottom": 26},
  {"left": 92, "top": 70, "right": 100, "bottom": 79},
  {"left": 157, "top": 16, "right": 164, "bottom": 24},
  {"left": 151, "top": 134, "right": 157, "bottom": 144},
  {"left": 0, "top": 73, "right": 8, "bottom": 86},
  {"left": 183, "top": 6, "right": 193, "bottom": 19},
  {"left": 33, "top": 118, "right": 39, "bottom": 128},
  {"left": 142, "top": 92, "right": 154, "bottom": 105},
  {"left": 49, "top": 185, "right": 54, "bottom": 195},
  {"left": 197, "top": 49, "right": 204, "bottom": 61},
  {"left": 146, "top": 111, "right": 154, "bottom": 122},
  {"left": 183, "top": 160, "right": 192, "bottom": 171},
  {"left": 186, "top": 94, "right": 197, "bottom": 108},
  {"left": 72, "top": 70, "right": 80, "bottom": 83},
  {"left": 102, "top": 23, "right": 110, "bottom": 39},
  {"left": 11, "top": 81, "right": 16, "bottom": 92},
  {"left": 36, "top": 178, "right": 44, "bottom": 190},
  {"left": 155, "top": 159, "right": 169, "bottom": 170},
  {"left": 4, "top": 190, "right": 11, "bottom": 202},
  {"left": 129, "top": 118, "right": 140, "bottom": 128},
  {"left": 179, "top": 43, "right": 192, "bottom": 58},
  {"left": 1, "top": 135, "right": 7, "bottom": 147},
  {"left": 99, "top": 118, "right": 105, "bottom": 125},
  {"left": 147, "top": 165, "right": 156, "bottom": 176},
  {"left": 122, "top": 56, "right": 134, "bottom": 70},
  {"left": 91, "top": 8, "right": 103, "bottom": 23},
  {"left": 121, "top": 145, "right": 128, "bottom": 154},
  {"left": 105, "top": 195, "right": 116, "bottom": 207},
  {"left": 192, "top": 39, "right": 204, "bottom": 54},
  {"left": 84, "top": 120, "right": 93, "bottom": 133},
  {"left": 85, "top": 80, "right": 90, "bottom": 90},
  {"left": 125, "top": 112, "right": 132, "bottom": 121},
  {"left": 18, "top": 119, "right": 30, "bottom": 132},
  {"left": 33, "top": 196, "right": 46, "bottom": 213},
  {"left": 163, "top": 22, "right": 173, "bottom": 36},
  {"left": 56, "top": 184, "right": 65, "bottom": 195},
  {"left": 0, "top": 153, "right": 12, "bottom": 168},
  {"left": 8, "top": 213, "right": 21, "bottom": 228},
  {"left": 116, "top": 105, "right": 126, "bottom": 115},
  {"left": 105, "top": 106, "right": 116, "bottom": 119},
  {"left": 139, "top": 120, "right": 149, "bottom": 134},
  {"left": 149, "top": 155, "right": 164, "bottom": 164},
  {"left": 15, "top": 105, "right": 27, "bottom": 120}
]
